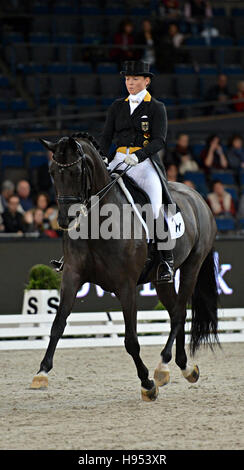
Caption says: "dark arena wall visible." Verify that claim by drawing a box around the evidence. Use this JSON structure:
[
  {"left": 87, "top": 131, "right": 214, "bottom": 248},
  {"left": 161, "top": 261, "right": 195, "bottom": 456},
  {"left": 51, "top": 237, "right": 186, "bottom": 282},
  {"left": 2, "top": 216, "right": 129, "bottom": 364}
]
[{"left": 0, "top": 237, "right": 242, "bottom": 314}]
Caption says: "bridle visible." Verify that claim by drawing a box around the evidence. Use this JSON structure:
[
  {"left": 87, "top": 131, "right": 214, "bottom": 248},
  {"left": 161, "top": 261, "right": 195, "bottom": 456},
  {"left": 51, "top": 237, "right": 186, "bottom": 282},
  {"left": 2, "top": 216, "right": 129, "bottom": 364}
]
[
  {"left": 52, "top": 141, "right": 90, "bottom": 206},
  {"left": 52, "top": 139, "right": 131, "bottom": 230}
]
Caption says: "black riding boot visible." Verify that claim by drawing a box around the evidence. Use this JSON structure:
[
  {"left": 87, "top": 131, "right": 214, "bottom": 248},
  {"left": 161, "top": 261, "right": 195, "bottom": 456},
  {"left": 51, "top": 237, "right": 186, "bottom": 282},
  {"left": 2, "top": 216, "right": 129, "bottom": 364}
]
[
  {"left": 156, "top": 249, "right": 174, "bottom": 283},
  {"left": 50, "top": 256, "right": 64, "bottom": 272}
]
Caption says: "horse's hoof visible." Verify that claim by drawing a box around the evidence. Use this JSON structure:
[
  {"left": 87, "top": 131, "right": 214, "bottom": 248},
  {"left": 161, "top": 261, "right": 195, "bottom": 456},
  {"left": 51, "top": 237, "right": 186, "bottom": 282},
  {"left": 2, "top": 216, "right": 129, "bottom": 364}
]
[
  {"left": 30, "top": 373, "right": 48, "bottom": 390},
  {"left": 182, "top": 365, "right": 200, "bottom": 383},
  {"left": 141, "top": 381, "right": 159, "bottom": 402},
  {"left": 154, "top": 362, "right": 170, "bottom": 387}
]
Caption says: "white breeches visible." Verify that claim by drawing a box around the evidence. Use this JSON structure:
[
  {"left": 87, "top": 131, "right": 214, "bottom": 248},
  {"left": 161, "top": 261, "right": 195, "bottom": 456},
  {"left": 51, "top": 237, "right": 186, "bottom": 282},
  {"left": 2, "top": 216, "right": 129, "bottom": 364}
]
[{"left": 108, "top": 152, "right": 162, "bottom": 219}]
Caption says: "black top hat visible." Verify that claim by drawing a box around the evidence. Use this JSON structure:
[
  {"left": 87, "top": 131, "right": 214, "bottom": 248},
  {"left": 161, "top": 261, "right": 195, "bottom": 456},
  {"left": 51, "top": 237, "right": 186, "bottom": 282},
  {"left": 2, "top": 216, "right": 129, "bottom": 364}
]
[{"left": 120, "top": 60, "right": 154, "bottom": 78}]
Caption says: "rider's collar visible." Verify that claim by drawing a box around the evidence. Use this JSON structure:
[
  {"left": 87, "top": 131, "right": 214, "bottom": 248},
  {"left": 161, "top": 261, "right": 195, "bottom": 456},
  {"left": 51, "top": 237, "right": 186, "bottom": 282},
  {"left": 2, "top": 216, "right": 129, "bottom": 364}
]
[{"left": 125, "top": 91, "right": 151, "bottom": 103}]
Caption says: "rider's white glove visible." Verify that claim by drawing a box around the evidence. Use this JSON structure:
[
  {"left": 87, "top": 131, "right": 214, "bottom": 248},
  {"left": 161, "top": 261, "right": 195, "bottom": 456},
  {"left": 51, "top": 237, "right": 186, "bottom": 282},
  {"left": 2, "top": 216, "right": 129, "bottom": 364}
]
[{"left": 124, "top": 153, "right": 138, "bottom": 166}]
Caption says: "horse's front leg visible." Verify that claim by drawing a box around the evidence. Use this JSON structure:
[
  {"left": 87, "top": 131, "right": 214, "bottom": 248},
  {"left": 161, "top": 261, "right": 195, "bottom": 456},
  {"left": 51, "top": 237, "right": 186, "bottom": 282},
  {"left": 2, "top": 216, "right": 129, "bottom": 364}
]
[
  {"left": 30, "top": 266, "right": 82, "bottom": 389},
  {"left": 118, "top": 281, "right": 158, "bottom": 402}
]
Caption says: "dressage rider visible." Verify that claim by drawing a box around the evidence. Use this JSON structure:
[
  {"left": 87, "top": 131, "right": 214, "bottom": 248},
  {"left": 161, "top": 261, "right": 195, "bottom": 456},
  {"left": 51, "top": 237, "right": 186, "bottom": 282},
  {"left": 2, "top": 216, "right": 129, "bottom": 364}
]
[{"left": 99, "top": 60, "right": 175, "bottom": 283}]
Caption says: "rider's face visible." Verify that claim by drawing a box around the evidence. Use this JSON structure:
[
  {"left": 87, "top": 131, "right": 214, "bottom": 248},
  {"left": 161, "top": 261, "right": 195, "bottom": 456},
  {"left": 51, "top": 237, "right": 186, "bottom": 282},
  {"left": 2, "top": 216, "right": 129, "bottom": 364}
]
[{"left": 125, "top": 76, "right": 150, "bottom": 95}]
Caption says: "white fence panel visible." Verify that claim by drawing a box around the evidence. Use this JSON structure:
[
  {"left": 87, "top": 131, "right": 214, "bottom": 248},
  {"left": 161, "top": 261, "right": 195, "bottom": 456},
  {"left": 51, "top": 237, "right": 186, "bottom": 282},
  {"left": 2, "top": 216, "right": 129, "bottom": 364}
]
[{"left": 0, "top": 309, "right": 243, "bottom": 350}]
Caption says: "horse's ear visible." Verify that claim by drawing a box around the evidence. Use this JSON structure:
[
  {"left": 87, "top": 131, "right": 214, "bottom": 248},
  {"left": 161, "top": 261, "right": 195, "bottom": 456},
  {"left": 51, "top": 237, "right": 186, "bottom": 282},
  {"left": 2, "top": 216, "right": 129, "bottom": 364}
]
[
  {"left": 68, "top": 136, "right": 79, "bottom": 152},
  {"left": 39, "top": 138, "right": 57, "bottom": 152}
]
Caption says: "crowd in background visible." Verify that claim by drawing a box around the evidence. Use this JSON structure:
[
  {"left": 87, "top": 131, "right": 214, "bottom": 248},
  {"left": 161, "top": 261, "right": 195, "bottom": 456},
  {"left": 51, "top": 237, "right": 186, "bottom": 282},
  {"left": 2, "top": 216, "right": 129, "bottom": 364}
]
[{"left": 1, "top": 129, "right": 244, "bottom": 236}]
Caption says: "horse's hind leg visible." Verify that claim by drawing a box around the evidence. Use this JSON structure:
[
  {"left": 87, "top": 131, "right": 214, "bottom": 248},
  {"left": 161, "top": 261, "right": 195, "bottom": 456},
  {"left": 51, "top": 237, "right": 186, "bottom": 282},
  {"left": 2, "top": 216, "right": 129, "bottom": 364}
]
[
  {"left": 30, "top": 267, "right": 82, "bottom": 389},
  {"left": 118, "top": 280, "right": 158, "bottom": 402},
  {"left": 153, "top": 282, "right": 178, "bottom": 387}
]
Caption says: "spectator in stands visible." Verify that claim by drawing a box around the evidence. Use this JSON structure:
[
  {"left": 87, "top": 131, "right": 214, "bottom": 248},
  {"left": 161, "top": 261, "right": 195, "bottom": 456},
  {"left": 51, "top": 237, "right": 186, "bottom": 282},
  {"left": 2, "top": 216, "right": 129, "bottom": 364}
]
[
  {"left": 25, "top": 207, "right": 58, "bottom": 238},
  {"left": 111, "top": 19, "right": 137, "bottom": 64},
  {"left": 184, "top": 0, "right": 212, "bottom": 19},
  {"left": 159, "top": 0, "right": 181, "bottom": 18},
  {"left": 232, "top": 81, "right": 244, "bottom": 113},
  {"left": 207, "top": 180, "right": 236, "bottom": 217},
  {"left": 183, "top": 179, "right": 196, "bottom": 189},
  {"left": 154, "top": 23, "right": 184, "bottom": 72},
  {"left": 136, "top": 19, "right": 156, "bottom": 65},
  {"left": 168, "top": 22, "right": 184, "bottom": 48},
  {"left": 2, "top": 194, "right": 25, "bottom": 234},
  {"left": 200, "top": 134, "right": 228, "bottom": 171},
  {"left": 226, "top": 135, "right": 244, "bottom": 173},
  {"left": 205, "top": 74, "right": 232, "bottom": 115},
  {"left": 16, "top": 179, "right": 34, "bottom": 212},
  {"left": 24, "top": 192, "right": 58, "bottom": 233},
  {"left": 168, "top": 134, "right": 198, "bottom": 176},
  {"left": 0, "top": 180, "right": 15, "bottom": 215},
  {"left": 166, "top": 163, "right": 179, "bottom": 182}
]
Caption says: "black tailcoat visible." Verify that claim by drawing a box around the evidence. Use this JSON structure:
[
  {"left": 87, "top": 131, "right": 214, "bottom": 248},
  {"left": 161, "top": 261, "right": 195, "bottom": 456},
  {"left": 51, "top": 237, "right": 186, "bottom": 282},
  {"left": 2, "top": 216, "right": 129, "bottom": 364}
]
[{"left": 99, "top": 92, "right": 168, "bottom": 169}]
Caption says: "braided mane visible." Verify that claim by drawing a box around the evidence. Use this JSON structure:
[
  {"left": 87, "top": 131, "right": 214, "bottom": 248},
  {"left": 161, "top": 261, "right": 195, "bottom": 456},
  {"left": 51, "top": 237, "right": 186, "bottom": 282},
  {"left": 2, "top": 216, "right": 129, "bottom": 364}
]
[{"left": 71, "top": 132, "right": 104, "bottom": 157}]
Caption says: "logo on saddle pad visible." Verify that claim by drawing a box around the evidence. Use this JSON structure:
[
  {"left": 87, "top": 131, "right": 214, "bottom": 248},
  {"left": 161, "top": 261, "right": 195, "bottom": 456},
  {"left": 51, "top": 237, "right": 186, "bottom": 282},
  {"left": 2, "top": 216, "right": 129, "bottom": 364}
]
[{"left": 166, "top": 211, "right": 185, "bottom": 240}]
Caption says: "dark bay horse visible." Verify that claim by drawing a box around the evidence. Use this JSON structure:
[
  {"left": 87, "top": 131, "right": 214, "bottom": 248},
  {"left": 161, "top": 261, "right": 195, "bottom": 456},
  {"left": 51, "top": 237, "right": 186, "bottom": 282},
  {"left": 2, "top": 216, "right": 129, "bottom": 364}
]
[{"left": 31, "top": 133, "right": 219, "bottom": 401}]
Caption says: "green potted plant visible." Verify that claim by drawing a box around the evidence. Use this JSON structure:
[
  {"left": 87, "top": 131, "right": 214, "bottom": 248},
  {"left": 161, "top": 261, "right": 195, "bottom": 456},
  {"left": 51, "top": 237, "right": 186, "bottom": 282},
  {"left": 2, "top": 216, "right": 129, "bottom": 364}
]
[{"left": 22, "top": 264, "right": 61, "bottom": 315}]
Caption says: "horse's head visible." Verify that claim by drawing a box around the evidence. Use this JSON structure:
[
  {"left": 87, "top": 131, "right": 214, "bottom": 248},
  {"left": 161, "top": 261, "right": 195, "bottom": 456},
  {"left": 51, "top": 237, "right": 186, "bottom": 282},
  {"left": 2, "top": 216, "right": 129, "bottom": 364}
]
[{"left": 40, "top": 136, "right": 90, "bottom": 229}]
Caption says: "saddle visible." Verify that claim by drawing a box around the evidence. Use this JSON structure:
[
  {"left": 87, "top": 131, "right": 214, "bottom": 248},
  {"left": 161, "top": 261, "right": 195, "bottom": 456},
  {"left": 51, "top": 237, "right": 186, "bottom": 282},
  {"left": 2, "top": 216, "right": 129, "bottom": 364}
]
[{"left": 112, "top": 171, "right": 151, "bottom": 207}]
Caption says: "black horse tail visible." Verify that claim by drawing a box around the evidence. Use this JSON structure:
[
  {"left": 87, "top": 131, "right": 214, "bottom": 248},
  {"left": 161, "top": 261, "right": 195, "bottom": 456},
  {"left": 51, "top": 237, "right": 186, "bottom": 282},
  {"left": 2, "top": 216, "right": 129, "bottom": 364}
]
[{"left": 190, "top": 248, "right": 220, "bottom": 355}]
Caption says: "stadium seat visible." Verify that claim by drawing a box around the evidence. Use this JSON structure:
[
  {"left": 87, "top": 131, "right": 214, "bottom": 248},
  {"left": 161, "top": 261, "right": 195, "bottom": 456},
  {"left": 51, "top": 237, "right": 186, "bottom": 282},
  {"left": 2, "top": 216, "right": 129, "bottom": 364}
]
[
  {"left": 27, "top": 153, "right": 48, "bottom": 168},
  {"left": 215, "top": 217, "right": 236, "bottom": 232},
  {"left": 175, "top": 75, "right": 199, "bottom": 97},
  {"left": 22, "top": 140, "right": 44, "bottom": 154},
  {"left": 210, "top": 170, "right": 235, "bottom": 185},
  {"left": 96, "top": 63, "right": 118, "bottom": 74},
  {"left": 225, "top": 186, "right": 239, "bottom": 203},
  {"left": 0, "top": 140, "right": 16, "bottom": 151},
  {"left": 240, "top": 172, "right": 244, "bottom": 185},
  {"left": 0, "top": 153, "right": 24, "bottom": 169}
]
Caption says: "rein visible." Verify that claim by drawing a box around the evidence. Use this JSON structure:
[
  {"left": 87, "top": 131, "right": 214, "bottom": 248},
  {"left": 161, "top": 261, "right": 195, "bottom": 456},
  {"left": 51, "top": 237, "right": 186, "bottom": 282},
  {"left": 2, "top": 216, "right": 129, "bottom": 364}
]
[{"left": 52, "top": 141, "right": 131, "bottom": 231}]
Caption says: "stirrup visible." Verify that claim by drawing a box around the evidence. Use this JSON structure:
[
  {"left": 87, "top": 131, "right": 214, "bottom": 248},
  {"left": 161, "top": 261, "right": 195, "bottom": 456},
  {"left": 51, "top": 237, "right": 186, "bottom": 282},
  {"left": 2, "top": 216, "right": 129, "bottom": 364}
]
[
  {"left": 50, "top": 256, "right": 64, "bottom": 272},
  {"left": 156, "top": 261, "right": 174, "bottom": 284}
]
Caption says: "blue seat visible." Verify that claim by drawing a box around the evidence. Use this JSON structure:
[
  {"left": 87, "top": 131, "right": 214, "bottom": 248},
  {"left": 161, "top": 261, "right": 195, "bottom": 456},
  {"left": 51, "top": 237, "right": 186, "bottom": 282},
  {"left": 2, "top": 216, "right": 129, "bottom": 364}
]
[
  {"left": 46, "top": 63, "right": 69, "bottom": 74},
  {"left": 82, "top": 35, "right": 102, "bottom": 45},
  {"left": 69, "top": 63, "right": 93, "bottom": 73},
  {"left": 183, "top": 171, "right": 208, "bottom": 195},
  {"left": 53, "top": 5, "right": 75, "bottom": 14},
  {"left": 212, "top": 7, "right": 226, "bottom": 16},
  {"left": 225, "top": 187, "right": 239, "bottom": 202},
  {"left": 48, "top": 97, "right": 70, "bottom": 108},
  {"left": 1, "top": 153, "right": 24, "bottom": 169},
  {"left": 198, "top": 65, "right": 218, "bottom": 75},
  {"left": 29, "top": 33, "right": 50, "bottom": 44},
  {"left": 211, "top": 37, "right": 233, "bottom": 46},
  {"left": 2, "top": 32, "right": 24, "bottom": 45},
  {"left": 240, "top": 172, "right": 244, "bottom": 185},
  {"left": 210, "top": 171, "right": 235, "bottom": 185},
  {"left": 52, "top": 34, "right": 76, "bottom": 44},
  {"left": 184, "top": 37, "right": 206, "bottom": 46},
  {"left": 23, "top": 140, "right": 44, "bottom": 154},
  {"left": 10, "top": 99, "right": 29, "bottom": 111},
  {"left": 28, "top": 153, "right": 48, "bottom": 168},
  {"left": 0, "top": 100, "right": 8, "bottom": 110},
  {"left": 18, "top": 63, "right": 44, "bottom": 74},
  {"left": 232, "top": 8, "right": 244, "bottom": 16},
  {"left": 97, "top": 63, "right": 118, "bottom": 74},
  {"left": 174, "top": 65, "right": 195, "bottom": 74},
  {"left": 76, "top": 97, "right": 96, "bottom": 107},
  {"left": 222, "top": 65, "right": 244, "bottom": 75},
  {"left": 183, "top": 170, "right": 206, "bottom": 184},
  {"left": 0, "top": 76, "right": 9, "bottom": 88},
  {"left": 192, "top": 144, "right": 205, "bottom": 158},
  {"left": 238, "top": 218, "right": 244, "bottom": 229},
  {"left": 215, "top": 217, "right": 236, "bottom": 231},
  {"left": 0, "top": 140, "right": 16, "bottom": 151},
  {"left": 104, "top": 7, "right": 125, "bottom": 15}
]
